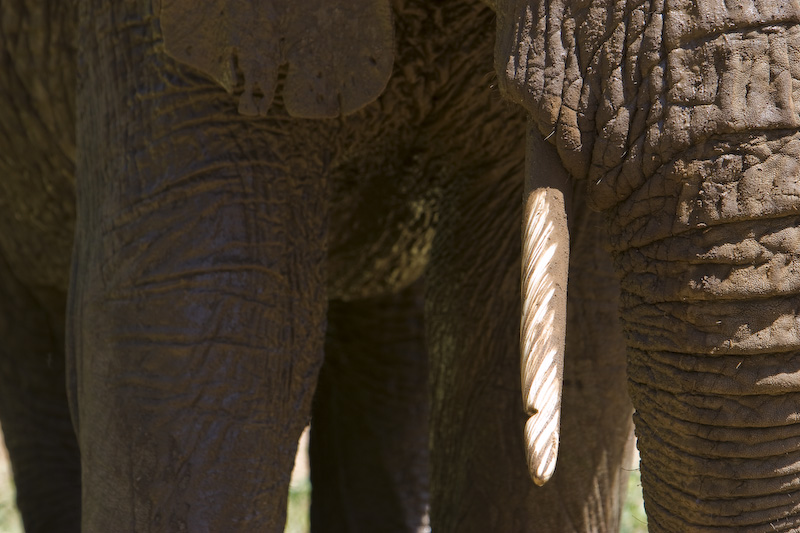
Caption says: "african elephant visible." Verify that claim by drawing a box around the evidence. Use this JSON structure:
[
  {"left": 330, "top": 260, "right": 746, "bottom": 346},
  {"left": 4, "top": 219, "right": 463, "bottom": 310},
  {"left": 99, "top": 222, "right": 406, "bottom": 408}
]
[
  {"left": 1, "top": 0, "right": 633, "bottom": 532},
  {"left": 7, "top": 0, "right": 798, "bottom": 532}
]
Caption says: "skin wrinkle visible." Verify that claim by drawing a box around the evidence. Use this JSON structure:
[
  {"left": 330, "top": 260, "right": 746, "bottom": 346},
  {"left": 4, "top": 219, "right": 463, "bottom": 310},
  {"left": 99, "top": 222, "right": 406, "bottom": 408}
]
[
  {"left": 649, "top": 414, "right": 800, "bottom": 449},
  {"left": 620, "top": 262, "right": 800, "bottom": 302},
  {"left": 619, "top": 221, "right": 800, "bottom": 266},
  {"left": 634, "top": 350, "right": 800, "bottom": 398},
  {"left": 641, "top": 424, "right": 800, "bottom": 485},
  {"left": 105, "top": 271, "right": 288, "bottom": 301},
  {"left": 639, "top": 474, "right": 800, "bottom": 532},
  {"left": 631, "top": 383, "right": 800, "bottom": 431},
  {"left": 609, "top": 133, "right": 800, "bottom": 250},
  {"left": 638, "top": 453, "right": 800, "bottom": 528}
]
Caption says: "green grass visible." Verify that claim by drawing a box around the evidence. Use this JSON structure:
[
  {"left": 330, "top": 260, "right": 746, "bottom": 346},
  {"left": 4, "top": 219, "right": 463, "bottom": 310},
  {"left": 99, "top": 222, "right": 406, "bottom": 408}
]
[
  {"left": 0, "top": 436, "right": 22, "bottom": 533},
  {"left": 620, "top": 468, "right": 648, "bottom": 533},
  {"left": 285, "top": 479, "right": 312, "bottom": 533}
]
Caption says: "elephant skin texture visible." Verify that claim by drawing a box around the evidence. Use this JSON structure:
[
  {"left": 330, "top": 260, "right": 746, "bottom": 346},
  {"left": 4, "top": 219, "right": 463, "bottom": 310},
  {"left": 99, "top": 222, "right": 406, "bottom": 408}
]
[
  {"left": 9, "top": 0, "right": 800, "bottom": 530},
  {"left": 0, "top": 0, "right": 635, "bottom": 532}
]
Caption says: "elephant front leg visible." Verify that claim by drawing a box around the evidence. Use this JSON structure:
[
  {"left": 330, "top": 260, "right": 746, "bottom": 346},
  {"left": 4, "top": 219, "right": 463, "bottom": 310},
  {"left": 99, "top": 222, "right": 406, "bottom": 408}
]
[
  {"left": 425, "top": 158, "right": 531, "bottom": 532},
  {"left": 0, "top": 258, "right": 80, "bottom": 533},
  {"left": 68, "top": 3, "right": 328, "bottom": 530}
]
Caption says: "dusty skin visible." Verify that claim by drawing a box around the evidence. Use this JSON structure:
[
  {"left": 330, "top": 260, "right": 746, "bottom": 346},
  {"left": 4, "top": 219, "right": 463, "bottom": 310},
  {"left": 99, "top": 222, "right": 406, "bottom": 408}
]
[{"left": 3, "top": 0, "right": 800, "bottom": 531}]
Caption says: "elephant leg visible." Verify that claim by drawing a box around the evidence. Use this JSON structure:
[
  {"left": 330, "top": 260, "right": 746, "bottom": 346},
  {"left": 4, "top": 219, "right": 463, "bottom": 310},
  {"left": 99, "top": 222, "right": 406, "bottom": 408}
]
[
  {"left": 310, "top": 281, "right": 429, "bottom": 532},
  {"left": 0, "top": 254, "right": 80, "bottom": 533},
  {"left": 0, "top": 2, "right": 80, "bottom": 529},
  {"left": 426, "top": 136, "right": 632, "bottom": 532},
  {"left": 70, "top": 2, "right": 327, "bottom": 530}
]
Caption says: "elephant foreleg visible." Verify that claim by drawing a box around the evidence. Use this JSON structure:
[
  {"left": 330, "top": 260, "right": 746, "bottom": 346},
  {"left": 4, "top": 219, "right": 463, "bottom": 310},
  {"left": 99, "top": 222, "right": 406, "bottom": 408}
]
[
  {"left": 310, "top": 281, "right": 429, "bottom": 532},
  {"left": 70, "top": 1, "right": 328, "bottom": 530},
  {"left": 425, "top": 158, "right": 534, "bottom": 532},
  {"left": 0, "top": 254, "right": 80, "bottom": 533}
]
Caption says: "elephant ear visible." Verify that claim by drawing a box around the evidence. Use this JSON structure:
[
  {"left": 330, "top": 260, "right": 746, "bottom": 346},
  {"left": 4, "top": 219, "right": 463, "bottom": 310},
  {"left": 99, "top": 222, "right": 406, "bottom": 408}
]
[{"left": 158, "top": 0, "right": 394, "bottom": 118}]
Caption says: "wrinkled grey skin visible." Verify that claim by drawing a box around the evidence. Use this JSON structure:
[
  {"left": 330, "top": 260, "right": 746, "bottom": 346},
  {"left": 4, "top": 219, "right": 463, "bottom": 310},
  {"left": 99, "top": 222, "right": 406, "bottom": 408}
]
[
  {"left": 1, "top": 0, "right": 633, "bottom": 532},
  {"left": 10, "top": 0, "right": 800, "bottom": 530}
]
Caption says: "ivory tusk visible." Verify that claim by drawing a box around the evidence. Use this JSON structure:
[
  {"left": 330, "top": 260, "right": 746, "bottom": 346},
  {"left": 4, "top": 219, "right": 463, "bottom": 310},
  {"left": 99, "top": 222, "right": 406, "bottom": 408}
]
[{"left": 520, "top": 126, "right": 570, "bottom": 486}]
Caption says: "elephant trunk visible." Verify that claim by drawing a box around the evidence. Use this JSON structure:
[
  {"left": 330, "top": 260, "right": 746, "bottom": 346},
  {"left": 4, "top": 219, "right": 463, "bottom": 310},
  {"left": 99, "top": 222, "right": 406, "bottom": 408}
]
[
  {"left": 520, "top": 124, "right": 571, "bottom": 485},
  {"left": 611, "top": 134, "right": 800, "bottom": 531}
]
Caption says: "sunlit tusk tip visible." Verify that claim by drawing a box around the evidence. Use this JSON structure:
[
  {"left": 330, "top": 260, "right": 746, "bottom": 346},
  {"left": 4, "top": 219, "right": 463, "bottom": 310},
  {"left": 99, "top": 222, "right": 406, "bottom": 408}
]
[
  {"left": 525, "top": 415, "right": 559, "bottom": 486},
  {"left": 532, "top": 471, "right": 553, "bottom": 487},
  {"left": 528, "top": 447, "right": 558, "bottom": 486}
]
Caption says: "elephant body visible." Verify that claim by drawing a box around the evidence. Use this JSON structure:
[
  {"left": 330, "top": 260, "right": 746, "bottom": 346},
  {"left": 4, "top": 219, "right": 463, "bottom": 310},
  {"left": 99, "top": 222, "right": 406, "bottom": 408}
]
[{"left": 12, "top": 0, "right": 798, "bottom": 531}]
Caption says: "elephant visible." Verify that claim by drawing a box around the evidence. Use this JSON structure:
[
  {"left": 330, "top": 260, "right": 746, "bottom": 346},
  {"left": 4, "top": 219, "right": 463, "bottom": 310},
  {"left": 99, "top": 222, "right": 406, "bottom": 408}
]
[
  {"left": 1, "top": 0, "right": 634, "bottom": 531},
  {"left": 7, "top": 0, "right": 799, "bottom": 531}
]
